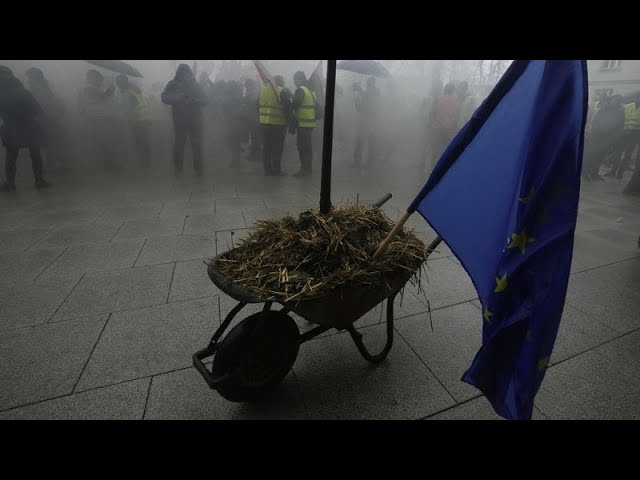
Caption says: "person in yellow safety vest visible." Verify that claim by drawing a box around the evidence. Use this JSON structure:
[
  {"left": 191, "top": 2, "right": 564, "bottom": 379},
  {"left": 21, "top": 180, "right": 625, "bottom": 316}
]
[
  {"left": 116, "top": 74, "right": 152, "bottom": 168},
  {"left": 291, "top": 71, "right": 317, "bottom": 177},
  {"left": 78, "top": 69, "right": 121, "bottom": 170},
  {"left": 607, "top": 93, "right": 640, "bottom": 180},
  {"left": 258, "top": 75, "right": 293, "bottom": 176}
]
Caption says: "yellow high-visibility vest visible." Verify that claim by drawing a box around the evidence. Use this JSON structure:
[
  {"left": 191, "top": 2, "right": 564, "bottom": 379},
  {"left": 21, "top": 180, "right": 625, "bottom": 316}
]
[
  {"left": 259, "top": 86, "right": 286, "bottom": 126},
  {"left": 295, "top": 85, "right": 316, "bottom": 128},
  {"left": 130, "top": 90, "right": 152, "bottom": 124},
  {"left": 623, "top": 102, "right": 640, "bottom": 131}
]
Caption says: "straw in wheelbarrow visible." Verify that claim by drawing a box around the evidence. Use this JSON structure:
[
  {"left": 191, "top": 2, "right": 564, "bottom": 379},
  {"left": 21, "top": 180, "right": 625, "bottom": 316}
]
[{"left": 215, "top": 205, "right": 429, "bottom": 303}]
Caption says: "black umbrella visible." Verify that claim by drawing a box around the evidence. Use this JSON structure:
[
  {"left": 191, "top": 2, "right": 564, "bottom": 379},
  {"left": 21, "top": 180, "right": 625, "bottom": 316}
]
[
  {"left": 83, "top": 60, "right": 143, "bottom": 78},
  {"left": 337, "top": 60, "right": 391, "bottom": 78}
]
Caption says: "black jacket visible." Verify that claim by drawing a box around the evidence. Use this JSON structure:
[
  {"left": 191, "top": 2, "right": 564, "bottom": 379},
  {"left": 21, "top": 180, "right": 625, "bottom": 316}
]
[
  {"left": 0, "top": 76, "right": 46, "bottom": 148},
  {"left": 161, "top": 65, "right": 209, "bottom": 123}
]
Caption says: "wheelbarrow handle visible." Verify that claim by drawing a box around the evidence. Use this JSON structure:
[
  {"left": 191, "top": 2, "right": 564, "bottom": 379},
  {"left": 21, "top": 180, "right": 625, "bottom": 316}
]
[{"left": 373, "top": 193, "right": 392, "bottom": 208}]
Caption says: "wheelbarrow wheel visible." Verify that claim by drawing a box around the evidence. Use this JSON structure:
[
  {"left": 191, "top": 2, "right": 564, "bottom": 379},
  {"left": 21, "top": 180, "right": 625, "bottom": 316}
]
[{"left": 211, "top": 310, "right": 300, "bottom": 402}]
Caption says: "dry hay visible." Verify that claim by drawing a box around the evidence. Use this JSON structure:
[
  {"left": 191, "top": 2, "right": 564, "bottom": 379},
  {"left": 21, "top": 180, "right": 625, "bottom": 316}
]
[{"left": 214, "top": 205, "right": 429, "bottom": 303}]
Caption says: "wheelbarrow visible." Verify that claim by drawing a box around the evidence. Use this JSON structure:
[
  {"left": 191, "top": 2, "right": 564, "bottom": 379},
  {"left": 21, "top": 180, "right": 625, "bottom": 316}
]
[{"left": 192, "top": 193, "right": 442, "bottom": 402}]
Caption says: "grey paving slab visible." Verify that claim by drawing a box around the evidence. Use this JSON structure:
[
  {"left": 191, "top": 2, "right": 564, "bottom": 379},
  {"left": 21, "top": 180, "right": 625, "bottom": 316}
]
[
  {"left": 19, "top": 208, "right": 103, "bottom": 228},
  {"left": 565, "top": 258, "right": 640, "bottom": 333},
  {"left": 112, "top": 216, "right": 184, "bottom": 241},
  {"left": 0, "top": 227, "right": 51, "bottom": 253},
  {"left": 395, "top": 302, "right": 482, "bottom": 403},
  {"left": 182, "top": 213, "right": 246, "bottom": 235},
  {"left": 419, "top": 257, "right": 478, "bottom": 310},
  {"left": 0, "top": 315, "right": 107, "bottom": 411},
  {"left": 0, "top": 278, "right": 79, "bottom": 330},
  {"left": 582, "top": 227, "right": 640, "bottom": 248},
  {"left": 135, "top": 235, "right": 216, "bottom": 266},
  {"left": 75, "top": 297, "right": 219, "bottom": 391},
  {"left": 293, "top": 324, "right": 456, "bottom": 419},
  {"left": 0, "top": 247, "right": 65, "bottom": 285},
  {"left": 169, "top": 259, "right": 221, "bottom": 303},
  {"left": 572, "top": 231, "right": 638, "bottom": 273},
  {"left": 0, "top": 378, "right": 149, "bottom": 420},
  {"left": 535, "top": 350, "right": 640, "bottom": 420},
  {"left": 145, "top": 368, "right": 307, "bottom": 420},
  {"left": 52, "top": 264, "right": 174, "bottom": 321},
  {"left": 158, "top": 200, "right": 215, "bottom": 217},
  {"left": 215, "top": 197, "right": 265, "bottom": 208},
  {"left": 551, "top": 304, "right": 619, "bottom": 365},
  {"left": 594, "top": 330, "right": 640, "bottom": 380},
  {"left": 38, "top": 240, "right": 144, "bottom": 281},
  {"left": 96, "top": 205, "right": 163, "bottom": 224},
  {"left": 427, "top": 396, "right": 546, "bottom": 420},
  {"left": 34, "top": 223, "right": 121, "bottom": 248}
]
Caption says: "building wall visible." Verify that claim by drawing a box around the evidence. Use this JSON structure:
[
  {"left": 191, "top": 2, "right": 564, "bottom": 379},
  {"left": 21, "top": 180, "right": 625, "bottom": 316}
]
[{"left": 587, "top": 60, "right": 640, "bottom": 100}]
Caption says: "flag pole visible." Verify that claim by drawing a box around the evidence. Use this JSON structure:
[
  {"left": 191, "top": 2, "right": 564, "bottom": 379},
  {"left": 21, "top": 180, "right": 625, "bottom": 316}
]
[{"left": 320, "top": 60, "right": 336, "bottom": 214}]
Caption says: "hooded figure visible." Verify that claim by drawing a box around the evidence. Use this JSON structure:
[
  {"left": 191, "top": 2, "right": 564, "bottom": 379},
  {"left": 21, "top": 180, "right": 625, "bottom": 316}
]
[
  {"left": 25, "top": 67, "right": 70, "bottom": 171},
  {"left": 161, "top": 64, "right": 209, "bottom": 176},
  {"left": 0, "top": 66, "right": 50, "bottom": 191}
]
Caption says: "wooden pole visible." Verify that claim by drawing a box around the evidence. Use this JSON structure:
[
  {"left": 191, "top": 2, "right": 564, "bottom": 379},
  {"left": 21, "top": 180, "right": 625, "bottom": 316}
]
[{"left": 372, "top": 211, "right": 412, "bottom": 259}]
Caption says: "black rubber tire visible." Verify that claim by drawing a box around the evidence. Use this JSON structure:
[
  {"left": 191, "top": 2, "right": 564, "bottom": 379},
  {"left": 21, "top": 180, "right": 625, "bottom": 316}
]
[{"left": 212, "top": 310, "right": 300, "bottom": 402}]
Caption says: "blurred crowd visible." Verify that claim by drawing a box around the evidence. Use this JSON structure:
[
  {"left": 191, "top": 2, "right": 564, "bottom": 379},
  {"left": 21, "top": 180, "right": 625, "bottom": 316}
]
[{"left": 583, "top": 92, "right": 640, "bottom": 195}]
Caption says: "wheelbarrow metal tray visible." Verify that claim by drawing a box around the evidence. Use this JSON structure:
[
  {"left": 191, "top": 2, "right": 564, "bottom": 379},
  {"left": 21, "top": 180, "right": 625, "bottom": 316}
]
[{"left": 208, "top": 253, "right": 416, "bottom": 330}]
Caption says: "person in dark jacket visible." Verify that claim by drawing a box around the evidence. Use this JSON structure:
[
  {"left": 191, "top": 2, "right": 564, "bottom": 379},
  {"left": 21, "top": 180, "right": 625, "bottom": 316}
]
[
  {"left": 161, "top": 64, "right": 208, "bottom": 177},
  {"left": 583, "top": 95, "right": 624, "bottom": 181},
  {"left": 25, "top": 67, "right": 71, "bottom": 172},
  {"left": 223, "top": 80, "right": 246, "bottom": 168},
  {"left": 242, "top": 78, "right": 261, "bottom": 162},
  {"left": 78, "top": 69, "right": 120, "bottom": 171},
  {"left": 0, "top": 66, "right": 50, "bottom": 191}
]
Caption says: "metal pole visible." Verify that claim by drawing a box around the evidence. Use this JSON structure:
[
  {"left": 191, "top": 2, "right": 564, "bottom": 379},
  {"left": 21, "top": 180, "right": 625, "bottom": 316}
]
[{"left": 320, "top": 59, "right": 336, "bottom": 214}]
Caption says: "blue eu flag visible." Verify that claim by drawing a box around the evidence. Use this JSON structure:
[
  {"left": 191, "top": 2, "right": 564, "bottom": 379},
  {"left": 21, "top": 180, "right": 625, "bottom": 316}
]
[{"left": 409, "top": 60, "right": 588, "bottom": 420}]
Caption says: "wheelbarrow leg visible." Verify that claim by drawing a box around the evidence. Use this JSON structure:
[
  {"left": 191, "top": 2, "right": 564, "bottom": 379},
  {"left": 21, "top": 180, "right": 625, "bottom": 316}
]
[{"left": 347, "top": 293, "right": 396, "bottom": 364}]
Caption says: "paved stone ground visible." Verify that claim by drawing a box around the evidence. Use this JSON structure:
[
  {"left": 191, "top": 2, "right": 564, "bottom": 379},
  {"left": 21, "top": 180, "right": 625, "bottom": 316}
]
[{"left": 0, "top": 150, "right": 639, "bottom": 420}]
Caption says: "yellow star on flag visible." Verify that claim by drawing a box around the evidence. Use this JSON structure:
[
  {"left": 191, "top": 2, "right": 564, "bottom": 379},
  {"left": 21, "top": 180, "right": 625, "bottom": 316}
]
[
  {"left": 507, "top": 230, "right": 535, "bottom": 255},
  {"left": 483, "top": 308, "right": 494, "bottom": 323},
  {"left": 537, "top": 356, "right": 550, "bottom": 371},
  {"left": 494, "top": 274, "right": 508, "bottom": 293}
]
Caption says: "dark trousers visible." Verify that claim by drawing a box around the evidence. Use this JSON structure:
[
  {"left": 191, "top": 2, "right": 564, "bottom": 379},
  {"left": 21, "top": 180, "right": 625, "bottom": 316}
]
[
  {"left": 611, "top": 130, "right": 640, "bottom": 177},
  {"left": 89, "top": 118, "right": 119, "bottom": 170},
  {"left": 248, "top": 121, "right": 261, "bottom": 161},
  {"left": 261, "top": 124, "right": 286, "bottom": 174},
  {"left": 431, "top": 127, "right": 457, "bottom": 167},
  {"left": 584, "top": 131, "right": 621, "bottom": 177},
  {"left": 296, "top": 127, "right": 313, "bottom": 172},
  {"left": 173, "top": 115, "right": 203, "bottom": 174},
  {"left": 4, "top": 146, "right": 44, "bottom": 185},
  {"left": 354, "top": 122, "right": 376, "bottom": 167},
  {"left": 132, "top": 123, "right": 151, "bottom": 167}
]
